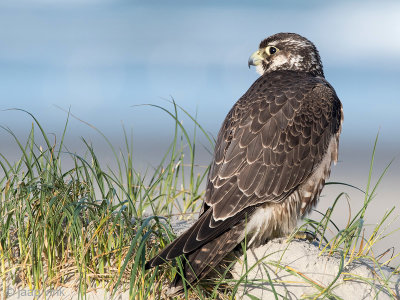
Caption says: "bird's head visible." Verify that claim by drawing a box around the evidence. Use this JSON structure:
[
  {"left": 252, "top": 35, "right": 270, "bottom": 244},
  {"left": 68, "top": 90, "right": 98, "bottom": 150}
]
[{"left": 248, "top": 33, "right": 324, "bottom": 77}]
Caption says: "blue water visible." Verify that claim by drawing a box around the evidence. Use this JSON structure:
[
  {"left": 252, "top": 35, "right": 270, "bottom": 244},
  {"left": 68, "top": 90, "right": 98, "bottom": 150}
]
[{"left": 1, "top": 62, "right": 399, "bottom": 146}]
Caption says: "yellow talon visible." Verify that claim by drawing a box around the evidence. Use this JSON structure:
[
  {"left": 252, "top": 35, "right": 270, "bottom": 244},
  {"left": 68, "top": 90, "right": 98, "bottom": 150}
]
[{"left": 292, "top": 232, "right": 316, "bottom": 242}]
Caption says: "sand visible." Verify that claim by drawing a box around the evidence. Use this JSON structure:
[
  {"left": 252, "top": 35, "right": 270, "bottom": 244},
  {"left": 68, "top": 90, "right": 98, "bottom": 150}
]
[
  {"left": 232, "top": 238, "right": 399, "bottom": 299},
  {"left": 4, "top": 221, "right": 399, "bottom": 299}
]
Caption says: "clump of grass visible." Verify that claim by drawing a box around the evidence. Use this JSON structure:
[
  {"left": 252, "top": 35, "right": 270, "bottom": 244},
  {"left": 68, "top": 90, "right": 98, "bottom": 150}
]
[
  {"left": 0, "top": 103, "right": 213, "bottom": 299},
  {"left": 0, "top": 104, "right": 398, "bottom": 300}
]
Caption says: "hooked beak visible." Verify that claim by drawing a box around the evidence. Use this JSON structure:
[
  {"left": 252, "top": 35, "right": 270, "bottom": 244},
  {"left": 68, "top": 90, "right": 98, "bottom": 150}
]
[{"left": 248, "top": 50, "right": 263, "bottom": 68}]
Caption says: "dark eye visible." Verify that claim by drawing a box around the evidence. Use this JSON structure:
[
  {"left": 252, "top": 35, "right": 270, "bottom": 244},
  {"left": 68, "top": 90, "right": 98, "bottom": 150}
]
[{"left": 265, "top": 46, "right": 278, "bottom": 55}]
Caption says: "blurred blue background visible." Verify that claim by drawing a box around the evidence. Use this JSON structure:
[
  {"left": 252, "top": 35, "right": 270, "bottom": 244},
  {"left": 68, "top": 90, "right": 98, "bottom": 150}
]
[{"left": 1, "top": 0, "right": 399, "bottom": 252}]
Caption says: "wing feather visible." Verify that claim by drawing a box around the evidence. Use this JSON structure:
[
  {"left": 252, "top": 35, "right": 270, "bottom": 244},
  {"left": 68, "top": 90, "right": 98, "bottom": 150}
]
[
  {"left": 206, "top": 71, "right": 342, "bottom": 220},
  {"left": 146, "top": 70, "right": 343, "bottom": 289}
]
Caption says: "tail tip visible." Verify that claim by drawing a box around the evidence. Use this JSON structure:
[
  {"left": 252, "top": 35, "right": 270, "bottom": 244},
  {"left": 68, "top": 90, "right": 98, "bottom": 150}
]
[{"left": 144, "top": 260, "right": 153, "bottom": 270}]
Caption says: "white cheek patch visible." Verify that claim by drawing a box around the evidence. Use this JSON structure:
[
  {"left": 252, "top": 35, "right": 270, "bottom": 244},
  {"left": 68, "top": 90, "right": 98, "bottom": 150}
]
[
  {"left": 256, "top": 64, "right": 265, "bottom": 75},
  {"left": 269, "top": 54, "right": 288, "bottom": 71}
]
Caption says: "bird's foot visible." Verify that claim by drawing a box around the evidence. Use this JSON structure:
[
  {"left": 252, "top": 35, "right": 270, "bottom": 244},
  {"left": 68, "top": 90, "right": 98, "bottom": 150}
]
[{"left": 291, "top": 231, "right": 316, "bottom": 242}]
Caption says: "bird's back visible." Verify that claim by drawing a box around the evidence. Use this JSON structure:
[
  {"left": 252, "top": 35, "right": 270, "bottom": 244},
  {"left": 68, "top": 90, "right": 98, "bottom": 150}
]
[{"left": 146, "top": 33, "right": 343, "bottom": 296}]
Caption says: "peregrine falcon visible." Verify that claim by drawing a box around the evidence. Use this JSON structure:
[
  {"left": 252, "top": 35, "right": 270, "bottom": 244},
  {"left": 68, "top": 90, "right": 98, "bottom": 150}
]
[{"left": 146, "top": 32, "right": 343, "bottom": 295}]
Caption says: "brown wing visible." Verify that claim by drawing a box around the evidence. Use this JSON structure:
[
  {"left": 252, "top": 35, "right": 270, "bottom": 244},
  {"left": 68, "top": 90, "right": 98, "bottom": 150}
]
[
  {"left": 146, "top": 71, "right": 342, "bottom": 290},
  {"left": 205, "top": 70, "right": 342, "bottom": 220}
]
